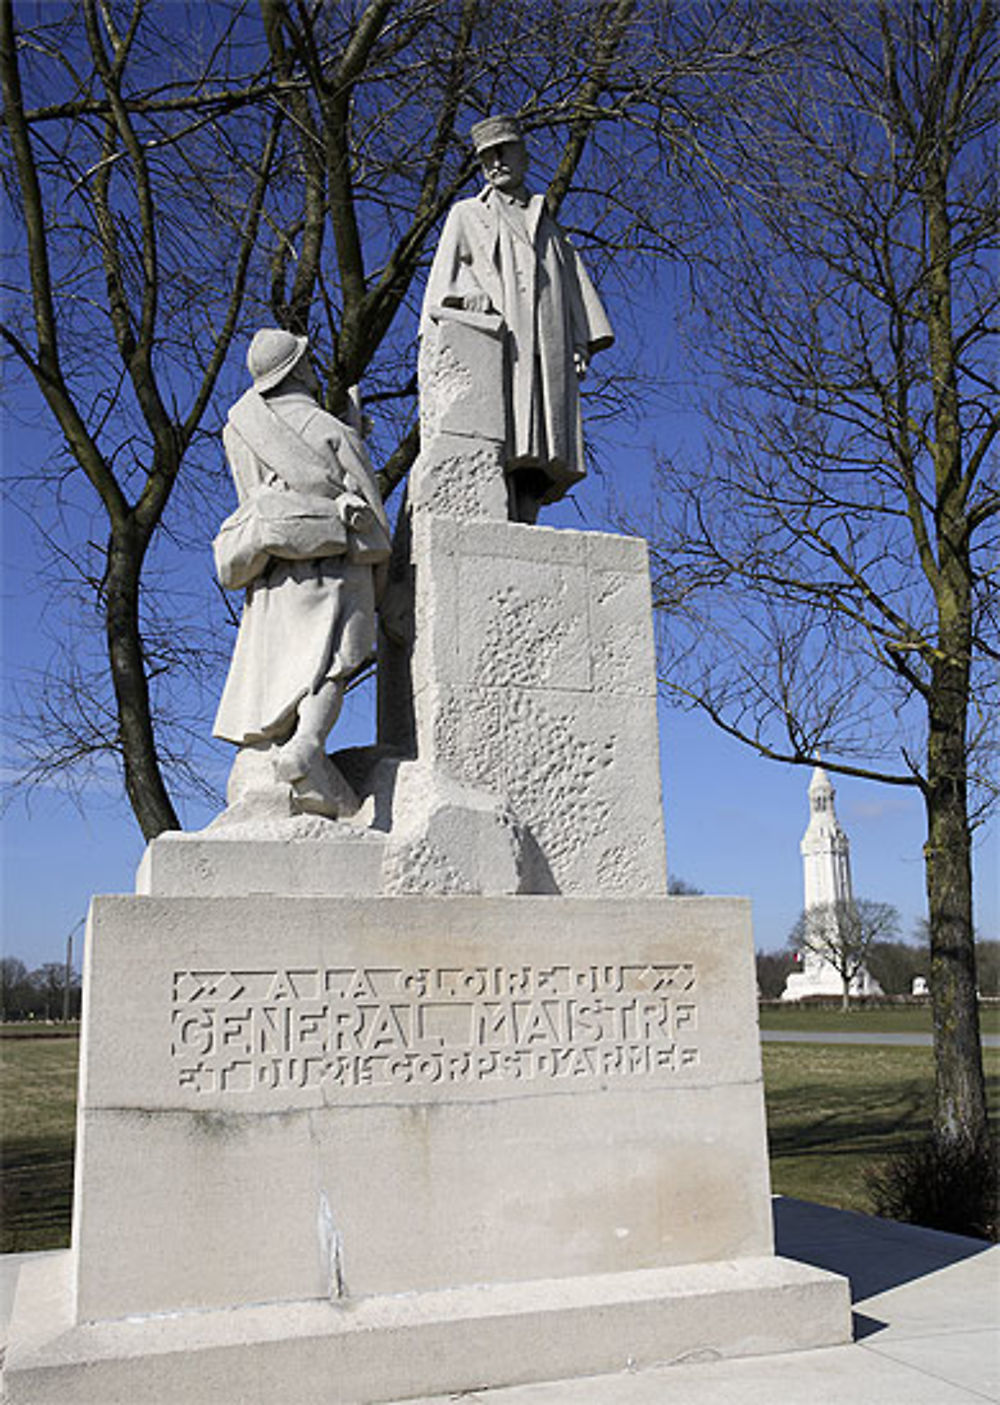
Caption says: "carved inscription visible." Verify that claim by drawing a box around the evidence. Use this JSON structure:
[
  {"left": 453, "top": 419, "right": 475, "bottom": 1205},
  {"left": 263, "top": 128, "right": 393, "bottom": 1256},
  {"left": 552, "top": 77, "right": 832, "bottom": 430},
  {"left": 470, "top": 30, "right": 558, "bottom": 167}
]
[{"left": 171, "top": 962, "right": 699, "bottom": 1099}]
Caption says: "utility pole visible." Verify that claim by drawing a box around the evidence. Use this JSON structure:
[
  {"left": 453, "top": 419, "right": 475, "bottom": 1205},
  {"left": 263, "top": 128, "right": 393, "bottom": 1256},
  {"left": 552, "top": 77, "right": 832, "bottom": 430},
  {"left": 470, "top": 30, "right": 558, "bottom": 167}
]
[{"left": 63, "top": 917, "right": 83, "bottom": 1024}]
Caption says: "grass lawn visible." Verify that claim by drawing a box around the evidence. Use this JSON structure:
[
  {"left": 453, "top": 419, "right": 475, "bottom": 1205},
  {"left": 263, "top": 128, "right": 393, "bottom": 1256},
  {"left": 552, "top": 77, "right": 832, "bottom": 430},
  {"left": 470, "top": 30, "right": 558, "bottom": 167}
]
[
  {"left": 1, "top": 1028, "right": 997, "bottom": 1250},
  {"left": 763, "top": 1041, "right": 1000, "bottom": 1214},
  {"left": 0, "top": 1022, "right": 80, "bottom": 1039},
  {"left": 759, "top": 1002, "right": 1000, "bottom": 1036},
  {"left": 0, "top": 1028, "right": 80, "bottom": 1252}
]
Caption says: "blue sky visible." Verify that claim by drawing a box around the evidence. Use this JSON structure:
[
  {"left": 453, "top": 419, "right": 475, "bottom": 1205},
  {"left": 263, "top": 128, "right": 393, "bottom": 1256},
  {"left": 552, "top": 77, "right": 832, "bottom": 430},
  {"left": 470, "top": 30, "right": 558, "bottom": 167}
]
[
  {"left": 0, "top": 36, "right": 994, "bottom": 973},
  {"left": 3, "top": 403, "right": 994, "bottom": 973}
]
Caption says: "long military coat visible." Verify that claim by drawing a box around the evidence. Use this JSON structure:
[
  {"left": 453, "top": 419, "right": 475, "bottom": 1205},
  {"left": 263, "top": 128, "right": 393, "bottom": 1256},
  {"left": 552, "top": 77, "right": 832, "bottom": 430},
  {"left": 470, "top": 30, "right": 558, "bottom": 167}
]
[
  {"left": 421, "top": 186, "right": 614, "bottom": 501},
  {"left": 213, "top": 387, "right": 390, "bottom": 745}
]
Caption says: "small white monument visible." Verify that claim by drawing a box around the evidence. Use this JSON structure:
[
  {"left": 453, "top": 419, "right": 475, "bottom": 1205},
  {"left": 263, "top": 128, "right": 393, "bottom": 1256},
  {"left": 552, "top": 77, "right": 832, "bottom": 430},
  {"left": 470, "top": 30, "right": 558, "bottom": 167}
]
[
  {"left": 4, "top": 118, "right": 851, "bottom": 1404},
  {"left": 781, "top": 766, "right": 883, "bottom": 1001}
]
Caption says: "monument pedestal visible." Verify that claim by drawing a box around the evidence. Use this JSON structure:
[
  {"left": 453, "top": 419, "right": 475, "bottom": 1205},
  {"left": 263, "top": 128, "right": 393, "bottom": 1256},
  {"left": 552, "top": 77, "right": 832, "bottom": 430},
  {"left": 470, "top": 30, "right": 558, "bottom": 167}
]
[
  {"left": 5, "top": 510, "right": 852, "bottom": 1402},
  {"left": 5, "top": 894, "right": 850, "bottom": 1403}
]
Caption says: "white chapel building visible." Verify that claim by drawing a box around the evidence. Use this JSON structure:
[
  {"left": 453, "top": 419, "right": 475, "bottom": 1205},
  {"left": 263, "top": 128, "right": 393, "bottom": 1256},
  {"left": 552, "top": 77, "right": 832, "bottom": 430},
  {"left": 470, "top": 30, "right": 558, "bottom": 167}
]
[{"left": 781, "top": 765, "right": 883, "bottom": 1002}]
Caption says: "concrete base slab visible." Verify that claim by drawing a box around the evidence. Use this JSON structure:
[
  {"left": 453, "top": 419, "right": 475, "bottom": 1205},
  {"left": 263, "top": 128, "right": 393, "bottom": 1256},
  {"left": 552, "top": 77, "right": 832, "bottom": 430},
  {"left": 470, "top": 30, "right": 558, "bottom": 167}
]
[{"left": 3, "top": 1249, "right": 850, "bottom": 1405}]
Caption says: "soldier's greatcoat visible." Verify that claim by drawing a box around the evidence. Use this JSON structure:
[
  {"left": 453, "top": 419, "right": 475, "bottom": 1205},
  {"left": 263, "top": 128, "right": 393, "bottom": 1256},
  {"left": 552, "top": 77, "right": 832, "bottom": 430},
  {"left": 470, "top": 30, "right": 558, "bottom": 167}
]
[
  {"left": 421, "top": 185, "right": 613, "bottom": 501},
  {"left": 213, "top": 387, "right": 390, "bottom": 745}
]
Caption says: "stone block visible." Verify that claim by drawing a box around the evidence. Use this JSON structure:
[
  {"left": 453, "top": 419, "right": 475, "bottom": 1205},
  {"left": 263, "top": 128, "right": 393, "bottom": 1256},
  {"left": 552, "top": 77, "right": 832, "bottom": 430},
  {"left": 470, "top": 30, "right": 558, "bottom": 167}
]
[
  {"left": 408, "top": 313, "right": 511, "bottom": 525},
  {"left": 411, "top": 528, "right": 461, "bottom": 695},
  {"left": 418, "top": 310, "right": 507, "bottom": 445},
  {"left": 381, "top": 763, "right": 524, "bottom": 895},
  {"left": 405, "top": 517, "right": 667, "bottom": 894},
  {"left": 410, "top": 438, "right": 509, "bottom": 522},
  {"left": 584, "top": 528, "right": 649, "bottom": 573},
  {"left": 454, "top": 554, "right": 592, "bottom": 690},
  {"left": 434, "top": 514, "right": 588, "bottom": 565},
  {"left": 136, "top": 825, "right": 387, "bottom": 897},
  {"left": 589, "top": 560, "right": 658, "bottom": 695},
  {"left": 72, "top": 894, "right": 770, "bottom": 1321},
  {"left": 419, "top": 685, "right": 665, "bottom": 893}
]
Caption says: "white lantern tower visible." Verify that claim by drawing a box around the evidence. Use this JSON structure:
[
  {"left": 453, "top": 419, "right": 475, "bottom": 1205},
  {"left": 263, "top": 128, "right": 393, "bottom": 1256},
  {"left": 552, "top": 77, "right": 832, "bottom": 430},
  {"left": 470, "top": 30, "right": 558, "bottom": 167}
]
[{"left": 781, "top": 764, "right": 882, "bottom": 1000}]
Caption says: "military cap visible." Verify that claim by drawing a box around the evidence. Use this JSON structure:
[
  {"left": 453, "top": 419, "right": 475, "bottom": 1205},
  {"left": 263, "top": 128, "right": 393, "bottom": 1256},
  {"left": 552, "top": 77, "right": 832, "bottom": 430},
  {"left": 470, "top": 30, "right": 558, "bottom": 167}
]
[{"left": 470, "top": 114, "right": 524, "bottom": 154}]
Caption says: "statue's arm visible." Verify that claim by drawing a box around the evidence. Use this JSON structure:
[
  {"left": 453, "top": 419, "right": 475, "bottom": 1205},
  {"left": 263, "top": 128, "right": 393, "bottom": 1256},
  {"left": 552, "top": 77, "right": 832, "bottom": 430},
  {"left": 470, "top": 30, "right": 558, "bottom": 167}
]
[
  {"left": 308, "top": 412, "right": 390, "bottom": 541},
  {"left": 425, "top": 204, "right": 494, "bottom": 316}
]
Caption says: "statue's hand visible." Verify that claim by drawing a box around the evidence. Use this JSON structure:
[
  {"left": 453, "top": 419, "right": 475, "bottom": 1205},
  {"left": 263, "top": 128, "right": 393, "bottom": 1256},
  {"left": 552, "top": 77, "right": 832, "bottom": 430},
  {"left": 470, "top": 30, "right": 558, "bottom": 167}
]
[
  {"left": 338, "top": 492, "right": 373, "bottom": 532},
  {"left": 463, "top": 291, "right": 494, "bottom": 314},
  {"left": 574, "top": 347, "right": 590, "bottom": 379}
]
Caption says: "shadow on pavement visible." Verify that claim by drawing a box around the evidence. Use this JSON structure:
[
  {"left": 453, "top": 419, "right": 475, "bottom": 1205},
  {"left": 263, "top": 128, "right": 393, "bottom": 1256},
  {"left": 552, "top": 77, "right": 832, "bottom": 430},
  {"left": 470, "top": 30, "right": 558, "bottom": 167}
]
[
  {"left": 773, "top": 1195, "right": 991, "bottom": 1302},
  {"left": 851, "top": 1310, "right": 890, "bottom": 1340}
]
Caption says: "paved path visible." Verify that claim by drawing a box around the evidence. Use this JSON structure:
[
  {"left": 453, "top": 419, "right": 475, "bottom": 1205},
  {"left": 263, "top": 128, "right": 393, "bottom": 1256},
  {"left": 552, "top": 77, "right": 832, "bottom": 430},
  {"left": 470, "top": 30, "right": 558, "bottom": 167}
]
[
  {"left": 761, "top": 1029, "right": 1000, "bottom": 1048},
  {"left": 4, "top": 1201, "right": 997, "bottom": 1403}
]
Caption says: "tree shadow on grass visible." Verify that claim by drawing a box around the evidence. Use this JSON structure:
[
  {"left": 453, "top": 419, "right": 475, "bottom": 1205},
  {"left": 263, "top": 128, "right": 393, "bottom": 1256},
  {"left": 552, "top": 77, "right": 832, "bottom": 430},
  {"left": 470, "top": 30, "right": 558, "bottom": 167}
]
[
  {"left": 765, "top": 1075, "right": 932, "bottom": 1166},
  {"left": 1, "top": 1137, "right": 75, "bottom": 1253},
  {"left": 765, "top": 1067, "right": 999, "bottom": 1164}
]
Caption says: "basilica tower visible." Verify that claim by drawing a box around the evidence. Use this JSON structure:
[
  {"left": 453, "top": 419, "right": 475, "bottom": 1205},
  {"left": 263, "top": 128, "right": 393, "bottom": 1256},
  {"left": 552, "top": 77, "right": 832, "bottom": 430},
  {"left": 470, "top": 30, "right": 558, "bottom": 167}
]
[
  {"left": 800, "top": 765, "right": 853, "bottom": 911},
  {"left": 781, "top": 764, "right": 882, "bottom": 1000}
]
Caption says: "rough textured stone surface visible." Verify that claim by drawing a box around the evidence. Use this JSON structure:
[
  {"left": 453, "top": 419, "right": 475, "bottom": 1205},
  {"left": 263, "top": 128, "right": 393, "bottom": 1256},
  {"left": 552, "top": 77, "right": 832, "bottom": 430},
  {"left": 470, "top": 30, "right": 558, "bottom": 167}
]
[
  {"left": 407, "top": 315, "right": 510, "bottom": 524},
  {"left": 400, "top": 517, "right": 667, "bottom": 894},
  {"left": 410, "top": 438, "right": 509, "bottom": 522},
  {"left": 73, "top": 894, "right": 764, "bottom": 1321},
  {"left": 380, "top": 763, "right": 524, "bottom": 894},
  {"left": 418, "top": 313, "right": 507, "bottom": 446}
]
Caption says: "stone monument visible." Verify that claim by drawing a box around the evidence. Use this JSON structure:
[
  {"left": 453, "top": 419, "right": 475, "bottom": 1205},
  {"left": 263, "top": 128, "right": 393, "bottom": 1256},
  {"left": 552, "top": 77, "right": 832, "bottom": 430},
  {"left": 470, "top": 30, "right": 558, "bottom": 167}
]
[
  {"left": 4, "top": 119, "right": 851, "bottom": 1405},
  {"left": 416, "top": 113, "right": 613, "bottom": 525},
  {"left": 212, "top": 327, "right": 391, "bottom": 823},
  {"left": 781, "top": 765, "right": 884, "bottom": 1002}
]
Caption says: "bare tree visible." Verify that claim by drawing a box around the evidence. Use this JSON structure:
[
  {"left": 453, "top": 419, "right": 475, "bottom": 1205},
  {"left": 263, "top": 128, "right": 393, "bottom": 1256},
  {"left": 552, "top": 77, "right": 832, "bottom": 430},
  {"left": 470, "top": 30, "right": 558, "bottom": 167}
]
[
  {"left": 2, "top": 0, "right": 780, "bottom": 835},
  {"left": 0, "top": 958, "right": 32, "bottom": 1021},
  {"left": 1, "top": 0, "right": 279, "bottom": 835},
  {"left": 641, "top": 0, "right": 997, "bottom": 1150},
  {"left": 790, "top": 899, "right": 900, "bottom": 1011},
  {"left": 30, "top": 961, "right": 81, "bottom": 1022}
]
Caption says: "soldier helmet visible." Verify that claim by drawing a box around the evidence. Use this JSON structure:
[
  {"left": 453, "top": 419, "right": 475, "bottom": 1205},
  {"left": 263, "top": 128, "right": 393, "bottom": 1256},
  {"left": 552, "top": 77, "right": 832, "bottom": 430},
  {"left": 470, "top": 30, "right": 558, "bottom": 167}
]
[
  {"left": 470, "top": 114, "right": 524, "bottom": 154},
  {"left": 246, "top": 328, "right": 310, "bottom": 394}
]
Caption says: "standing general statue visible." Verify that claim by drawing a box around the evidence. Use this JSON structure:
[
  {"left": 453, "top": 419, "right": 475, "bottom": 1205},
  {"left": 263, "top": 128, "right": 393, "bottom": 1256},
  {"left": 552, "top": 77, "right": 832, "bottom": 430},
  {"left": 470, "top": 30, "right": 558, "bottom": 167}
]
[
  {"left": 421, "top": 114, "right": 614, "bottom": 522},
  {"left": 212, "top": 329, "right": 391, "bottom": 819}
]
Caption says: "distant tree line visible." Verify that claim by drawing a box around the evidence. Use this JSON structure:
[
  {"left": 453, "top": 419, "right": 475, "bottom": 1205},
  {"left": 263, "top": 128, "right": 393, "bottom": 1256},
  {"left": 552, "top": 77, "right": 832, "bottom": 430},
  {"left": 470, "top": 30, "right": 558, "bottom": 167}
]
[
  {"left": 0, "top": 957, "right": 81, "bottom": 1022},
  {"left": 757, "top": 941, "right": 1000, "bottom": 1002}
]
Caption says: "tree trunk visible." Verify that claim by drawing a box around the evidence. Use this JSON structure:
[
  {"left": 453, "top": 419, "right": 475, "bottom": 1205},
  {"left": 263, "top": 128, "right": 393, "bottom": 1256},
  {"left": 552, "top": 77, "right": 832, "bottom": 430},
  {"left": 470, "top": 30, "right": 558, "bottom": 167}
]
[
  {"left": 105, "top": 522, "right": 179, "bottom": 839},
  {"left": 924, "top": 663, "right": 987, "bottom": 1152},
  {"left": 921, "top": 143, "right": 988, "bottom": 1154}
]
